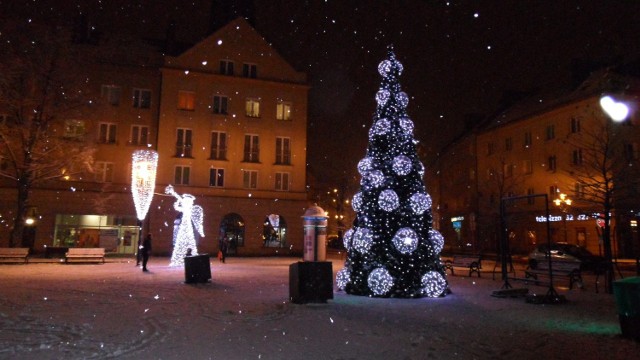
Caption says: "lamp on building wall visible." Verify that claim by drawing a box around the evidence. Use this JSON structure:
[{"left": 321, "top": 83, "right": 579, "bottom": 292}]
[
  {"left": 553, "top": 193, "right": 572, "bottom": 243},
  {"left": 131, "top": 149, "right": 159, "bottom": 259}
]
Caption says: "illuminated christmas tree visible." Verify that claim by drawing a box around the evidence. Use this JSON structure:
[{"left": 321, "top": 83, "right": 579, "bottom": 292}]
[{"left": 337, "top": 47, "right": 448, "bottom": 298}]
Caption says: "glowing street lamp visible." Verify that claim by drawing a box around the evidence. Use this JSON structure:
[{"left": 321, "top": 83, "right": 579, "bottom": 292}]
[
  {"left": 131, "top": 149, "right": 158, "bottom": 259},
  {"left": 554, "top": 193, "right": 572, "bottom": 243},
  {"left": 553, "top": 193, "right": 572, "bottom": 208},
  {"left": 600, "top": 95, "right": 630, "bottom": 122}
]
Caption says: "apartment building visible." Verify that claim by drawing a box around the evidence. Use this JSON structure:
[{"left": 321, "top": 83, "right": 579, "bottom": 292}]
[
  {"left": 430, "top": 70, "right": 640, "bottom": 258},
  {"left": 0, "top": 18, "right": 309, "bottom": 257}
]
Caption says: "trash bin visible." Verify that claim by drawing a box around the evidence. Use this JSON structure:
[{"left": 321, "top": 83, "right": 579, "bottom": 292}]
[
  {"left": 184, "top": 254, "right": 212, "bottom": 284},
  {"left": 613, "top": 277, "right": 640, "bottom": 341}
]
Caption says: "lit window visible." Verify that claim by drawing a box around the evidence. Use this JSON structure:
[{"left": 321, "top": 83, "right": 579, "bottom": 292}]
[
  {"left": 245, "top": 98, "right": 260, "bottom": 118},
  {"left": 276, "top": 101, "right": 292, "bottom": 120},
  {"left": 64, "top": 119, "right": 86, "bottom": 139},
  {"left": 178, "top": 91, "right": 196, "bottom": 111}
]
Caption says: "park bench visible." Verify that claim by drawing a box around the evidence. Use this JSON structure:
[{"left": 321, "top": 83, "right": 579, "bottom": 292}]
[
  {"left": 0, "top": 248, "right": 30, "bottom": 263},
  {"left": 444, "top": 255, "right": 482, "bottom": 277},
  {"left": 524, "top": 260, "right": 583, "bottom": 290},
  {"left": 65, "top": 248, "right": 106, "bottom": 264}
]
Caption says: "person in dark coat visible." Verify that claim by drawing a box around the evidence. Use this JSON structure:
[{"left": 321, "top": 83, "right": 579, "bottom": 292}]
[
  {"left": 136, "top": 237, "right": 142, "bottom": 266},
  {"left": 141, "top": 234, "right": 152, "bottom": 272}
]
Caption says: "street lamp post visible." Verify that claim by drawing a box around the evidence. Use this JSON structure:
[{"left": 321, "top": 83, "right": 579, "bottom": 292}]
[
  {"left": 599, "top": 94, "right": 631, "bottom": 294},
  {"left": 131, "top": 150, "right": 159, "bottom": 263},
  {"left": 553, "top": 193, "right": 572, "bottom": 243}
]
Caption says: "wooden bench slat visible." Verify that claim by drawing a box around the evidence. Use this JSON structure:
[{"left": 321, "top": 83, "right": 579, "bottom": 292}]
[
  {"left": 0, "top": 248, "right": 30, "bottom": 264},
  {"left": 65, "top": 248, "right": 106, "bottom": 263}
]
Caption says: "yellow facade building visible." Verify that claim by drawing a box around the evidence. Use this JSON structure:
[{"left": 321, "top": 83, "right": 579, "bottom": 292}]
[{"left": 0, "top": 18, "right": 309, "bottom": 257}]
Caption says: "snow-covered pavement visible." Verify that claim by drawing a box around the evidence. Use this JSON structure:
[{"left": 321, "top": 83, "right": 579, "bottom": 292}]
[{"left": 0, "top": 256, "right": 638, "bottom": 359}]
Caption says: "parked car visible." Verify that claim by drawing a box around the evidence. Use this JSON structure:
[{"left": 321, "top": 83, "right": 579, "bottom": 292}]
[
  {"left": 326, "top": 235, "right": 345, "bottom": 250},
  {"left": 527, "top": 242, "right": 604, "bottom": 272}
]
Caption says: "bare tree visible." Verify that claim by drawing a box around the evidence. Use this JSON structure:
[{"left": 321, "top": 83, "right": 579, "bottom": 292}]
[
  {"left": 0, "top": 20, "right": 95, "bottom": 248},
  {"left": 476, "top": 155, "right": 529, "bottom": 253},
  {"left": 563, "top": 113, "right": 640, "bottom": 293}
]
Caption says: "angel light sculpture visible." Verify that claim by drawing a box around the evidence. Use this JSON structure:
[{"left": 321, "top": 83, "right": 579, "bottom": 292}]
[{"left": 165, "top": 185, "right": 205, "bottom": 266}]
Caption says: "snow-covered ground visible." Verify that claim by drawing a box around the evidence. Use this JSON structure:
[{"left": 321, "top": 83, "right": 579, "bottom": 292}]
[{"left": 0, "top": 256, "right": 638, "bottom": 360}]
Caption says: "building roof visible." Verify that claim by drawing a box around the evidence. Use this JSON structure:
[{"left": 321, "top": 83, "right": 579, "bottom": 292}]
[
  {"left": 163, "top": 17, "right": 307, "bottom": 84},
  {"left": 480, "top": 69, "right": 640, "bottom": 132}
]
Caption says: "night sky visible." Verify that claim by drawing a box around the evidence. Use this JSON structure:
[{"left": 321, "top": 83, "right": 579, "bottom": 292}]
[{"left": 3, "top": 0, "right": 640, "bottom": 190}]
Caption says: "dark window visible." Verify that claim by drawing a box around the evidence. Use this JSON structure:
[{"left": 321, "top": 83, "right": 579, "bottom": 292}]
[{"left": 243, "top": 63, "right": 257, "bottom": 78}]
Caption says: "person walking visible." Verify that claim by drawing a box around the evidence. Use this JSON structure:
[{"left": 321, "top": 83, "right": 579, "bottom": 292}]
[
  {"left": 141, "top": 234, "right": 152, "bottom": 272},
  {"left": 218, "top": 237, "right": 228, "bottom": 263},
  {"left": 136, "top": 237, "right": 142, "bottom": 266}
]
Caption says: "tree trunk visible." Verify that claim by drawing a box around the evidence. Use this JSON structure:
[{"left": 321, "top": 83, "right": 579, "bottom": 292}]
[
  {"left": 9, "top": 177, "right": 31, "bottom": 248},
  {"left": 602, "top": 203, "right": 614, "bottom": 294}
]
